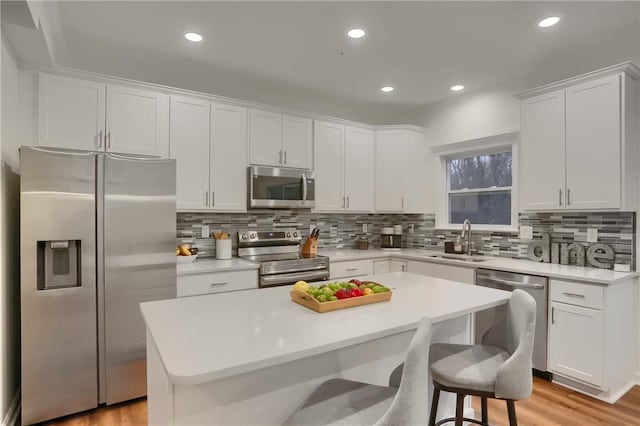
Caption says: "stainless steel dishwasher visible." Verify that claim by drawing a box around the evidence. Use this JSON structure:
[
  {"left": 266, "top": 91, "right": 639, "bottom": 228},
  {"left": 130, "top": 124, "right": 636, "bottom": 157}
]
[{"left": 475, "top": 269, "right": 549, "bottom": 375}]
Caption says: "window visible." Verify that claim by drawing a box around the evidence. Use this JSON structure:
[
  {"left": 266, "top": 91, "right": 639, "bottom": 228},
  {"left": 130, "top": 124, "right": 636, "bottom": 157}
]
[
  {"left": 447, "top": 151, "right": 512, "bottom": 226},
  {"left": 432, "top": 133, "right": 518, "bottom": 231}
]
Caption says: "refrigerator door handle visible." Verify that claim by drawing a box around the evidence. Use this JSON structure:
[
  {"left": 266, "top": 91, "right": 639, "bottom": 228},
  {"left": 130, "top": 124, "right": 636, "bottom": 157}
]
[
  {"left": 104, "top": 152, "right": 175, "bottom": 163},
  {"left": 28, "top": 147, "right": 96, "bottom": 157}
]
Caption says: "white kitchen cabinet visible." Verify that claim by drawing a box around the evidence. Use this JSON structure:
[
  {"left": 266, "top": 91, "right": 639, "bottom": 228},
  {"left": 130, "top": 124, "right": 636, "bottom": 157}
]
[
  {"left": 565, "top": 75, "right": 621, "bottom": 209},
  {"left": 403, "top": 130, "right": 432, "bottom": 213},
  {"left": 249, "top": 109, "right": 282, "bottom": 167},
  {"left": 177, "top": 269, "right": 258, "bottom": 297},
  {"left": 405, "top": 260, "right": 475, "bottom": 284},
  {"left": 549, "top": 301, "right": 604, "bottom": 387},
  {"left": 170, "top": 96, "right": 247, "bottom": 212},
  {"left": 313, "top": 121, "right": 373, "bottom": 212},
  {"left": 547, "top": 278, "right": 637, "bottom": 403},
  {"left": 518, "top": 65, "right": 638, "bottom": 211},
  {"left": 38, "top": 73, "right": 170, "bottom": 157},
  {"left": 282, "top": 115, "right": 312, "bottom": 169},
  {"left": 373, "top": 260, "right": 390, "bottom": 274},
  {"left": 249, "top": 109, "right": 312, "bottom": 169},
  {"left": 38, "top": 73, "right": 106, "bottom": 151},
  {"left": 343, "top": 126, "right": 374, "bottom": 211},
  {"left": 330, "top": 260, "right": 373, "bottom": 279},
  {"left": 519, "top": 89, "right": 566, "bottom": 211},
  {"left": 169, "top": 96, "right": 210, "bottom": 210},
  {"left": 106, "top": 85, "right": 169, "bottom": 157},
  {"left": 209, "top": 102, "right": 248, "bottom": 211},
  {"left": 314, "top": 121, "right": 345, "bottom": 211},
  {"left": 375, "top": 130, "right": 406, "bottom": 212},
  {"left": 389, "top": 259, "right": 407, "bottom": 272}
]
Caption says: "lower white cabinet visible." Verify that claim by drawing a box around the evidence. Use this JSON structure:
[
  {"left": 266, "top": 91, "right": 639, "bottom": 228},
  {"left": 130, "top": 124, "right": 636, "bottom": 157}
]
[
  {"left": 549, "top": 301, "right": 604, "bottom": 387},
  {"left": 405, "top": 260, "right": 475, "bottom": 284},
  {"left": 373, "top": 259, "right": 407, "bottom": 274},
  {"left": 177, "top": 269, "right": 258, "bottom": 297},
  {"left": 330, "top": 260, "right": 373, "bottom": 280},
  {"left": 547, "top": 278, "right": 637, "bottom": 402}
]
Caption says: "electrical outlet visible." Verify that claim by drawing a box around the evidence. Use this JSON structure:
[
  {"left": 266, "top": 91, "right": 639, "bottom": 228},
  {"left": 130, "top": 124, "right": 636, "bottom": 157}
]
[
  {"left": 362, "top": 223, "right": 367, "bottom": 233},
  {"left": 201, "top": 225, "right": 210, "bottom": 238},
  {"left": 587, "top": 228, "right": 598, "bottom": 243},
  {"left": 519, "top": 225, "right": 533, "bottom": 240},
  {"left": 407, "top": 224, "right": 415, "bottom": 233}
]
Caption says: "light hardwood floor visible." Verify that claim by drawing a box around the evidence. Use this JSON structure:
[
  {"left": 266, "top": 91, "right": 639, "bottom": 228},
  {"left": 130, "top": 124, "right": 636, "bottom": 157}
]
[{"left": 40, "top": 378, "right": 640, "bottom": 425}]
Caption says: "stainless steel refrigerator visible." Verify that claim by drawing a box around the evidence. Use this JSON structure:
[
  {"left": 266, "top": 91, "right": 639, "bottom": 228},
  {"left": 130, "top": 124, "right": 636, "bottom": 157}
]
[{"left": 20, "top": 147, "right": 176, "bottom": 425}]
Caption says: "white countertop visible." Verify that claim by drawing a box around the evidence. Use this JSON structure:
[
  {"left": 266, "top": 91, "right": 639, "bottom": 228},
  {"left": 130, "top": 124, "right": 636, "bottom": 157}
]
[
  {"left": 141, "top": 272, "right": 510, "bottom": 385},
  {"left": 320, "top": 248, "right": 638, "bottom": 285},
  {"left": 177, "top": 257, "right": 259, "bottom": 275}
]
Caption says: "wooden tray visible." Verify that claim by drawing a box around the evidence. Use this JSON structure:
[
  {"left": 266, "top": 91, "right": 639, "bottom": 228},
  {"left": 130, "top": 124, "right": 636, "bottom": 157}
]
[{"left": 290, "top": 289, "right": 392, "bottom": 313}]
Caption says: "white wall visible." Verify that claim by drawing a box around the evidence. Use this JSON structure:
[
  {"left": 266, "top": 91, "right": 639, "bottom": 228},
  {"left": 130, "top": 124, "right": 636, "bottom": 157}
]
[{"left": 0, "top": 29, "right": 22, "bottom": 424}]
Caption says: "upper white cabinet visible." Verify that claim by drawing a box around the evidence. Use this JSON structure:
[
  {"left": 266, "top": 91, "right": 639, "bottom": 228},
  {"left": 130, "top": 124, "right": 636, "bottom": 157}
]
[
  {"left": 313, "top": 121, "right": 373, "bottom": 212},
  {"left": 209, "top": 102, "right": 248, "bottom": 211},
  {"left": 518, "top": 64, "right": 638, "bottom": 211},
  {"left": 520, "top": 90, "right": 566, "bottom": 210},
  {"left": 249, "top": 109, "right": 312, "bottom": 169},
  {"left": 106, "top": 85, "right": 169, "bottom": 157},
  {"left": 38, "top": 74, "right": 106, "bottom": 152},
  {"left": 375, "top": 128, "right": 430, "bottom": 213},
  {"left": 38, "top": 73, "right": 169, "bottom": 157},
  {"left": 170, "top": 96, "right": 247, "bottom": 211},
  {"left": 169, "top": 96, "right": 210, "bottom": 210}
]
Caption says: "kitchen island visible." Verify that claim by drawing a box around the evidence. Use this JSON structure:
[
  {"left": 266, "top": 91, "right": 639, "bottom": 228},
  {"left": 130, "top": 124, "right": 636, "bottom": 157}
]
[{"left": 141, "top": 272, "right": 510, "bottom": 425}]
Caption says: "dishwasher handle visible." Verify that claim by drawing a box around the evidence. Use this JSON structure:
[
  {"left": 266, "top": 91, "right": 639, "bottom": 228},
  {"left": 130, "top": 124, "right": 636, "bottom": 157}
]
[{"left": 480, "top": 277, "right": 545, "bottom": 290}]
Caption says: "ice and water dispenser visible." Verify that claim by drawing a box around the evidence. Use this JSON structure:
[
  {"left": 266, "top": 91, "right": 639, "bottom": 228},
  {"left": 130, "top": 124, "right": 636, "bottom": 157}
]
[{"left": 37, "top": 240, "right": 82, "bottom": 290}]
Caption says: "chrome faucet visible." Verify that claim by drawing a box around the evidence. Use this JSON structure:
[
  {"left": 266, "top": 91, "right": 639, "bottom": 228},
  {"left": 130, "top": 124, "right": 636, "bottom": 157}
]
[{"left": 461, "top": 219, "right": 472, "bottom": 256}]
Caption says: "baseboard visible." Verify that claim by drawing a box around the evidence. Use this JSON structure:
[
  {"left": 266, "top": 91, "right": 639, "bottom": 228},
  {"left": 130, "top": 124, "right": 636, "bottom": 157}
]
[{"left": 2, "top": 388, "right": 20, "bottom": 426}]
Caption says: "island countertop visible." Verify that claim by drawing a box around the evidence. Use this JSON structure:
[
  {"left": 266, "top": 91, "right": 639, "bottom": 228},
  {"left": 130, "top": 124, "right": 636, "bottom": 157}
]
[{"left": 140, "top": 272, "right": 510, "bottom": 386}]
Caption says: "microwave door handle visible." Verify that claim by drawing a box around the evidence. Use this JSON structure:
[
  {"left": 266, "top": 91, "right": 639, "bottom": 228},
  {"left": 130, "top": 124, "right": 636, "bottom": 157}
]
[{"left": 301, "top": 173, "right": 307, "bottom": 201}]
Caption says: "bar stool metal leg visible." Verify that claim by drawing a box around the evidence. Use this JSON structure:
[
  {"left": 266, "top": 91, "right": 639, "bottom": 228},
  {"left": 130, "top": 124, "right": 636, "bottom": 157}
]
[
  {"left": 429, "top": 382, "right": 441, "bottom": 426},
  {"left": 454, "top": 394, "right": 465, "bottom": 426},
  {"left": 481, "top": 397, "right": 489, "bottom": 426},
  {"left": 507, "top": 400, "right": 518, "bottom": 426}
]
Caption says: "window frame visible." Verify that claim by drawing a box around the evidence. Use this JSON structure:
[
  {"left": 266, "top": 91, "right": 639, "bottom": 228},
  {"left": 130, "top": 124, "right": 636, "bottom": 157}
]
[{"left": 432, "top": 132, "right": 519, "bottom": 233}]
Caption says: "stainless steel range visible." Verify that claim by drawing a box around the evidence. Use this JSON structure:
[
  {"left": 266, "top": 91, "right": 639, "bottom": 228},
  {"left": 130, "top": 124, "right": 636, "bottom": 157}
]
[{"left": 237, "top": 229, "right": 329, "bottom": 288}]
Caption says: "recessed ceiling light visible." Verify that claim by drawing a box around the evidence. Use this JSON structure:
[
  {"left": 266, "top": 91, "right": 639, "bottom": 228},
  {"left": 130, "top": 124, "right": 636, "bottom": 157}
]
[
  {"left": 538, "top": 16, "right": 560, "bottom": 28},
  {"left": 381, "top": 86, "right": 394, "bottom": 93},
  {"left": 347, "top": 28, "right": 366, "bottom": 39},
  {"left": 185, "top": 32, "right": 203, "bottom": 42},
  {"left": 450, "top": 85, "right": 465, "bottom": 92}
]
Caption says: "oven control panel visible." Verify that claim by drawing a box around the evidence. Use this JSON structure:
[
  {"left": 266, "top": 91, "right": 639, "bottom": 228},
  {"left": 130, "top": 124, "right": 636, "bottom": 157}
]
[{"left": 237, "top": 229, "right": 302, "bottom": 247}]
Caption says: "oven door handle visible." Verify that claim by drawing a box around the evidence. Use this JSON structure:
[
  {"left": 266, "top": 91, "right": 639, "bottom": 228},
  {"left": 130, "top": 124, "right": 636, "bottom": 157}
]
[
  {"left": 301, "top": 173, "right": 308, "bottom": 202},
  {"left": 261, "top": 270, "right": 329, "bottom": 287}
]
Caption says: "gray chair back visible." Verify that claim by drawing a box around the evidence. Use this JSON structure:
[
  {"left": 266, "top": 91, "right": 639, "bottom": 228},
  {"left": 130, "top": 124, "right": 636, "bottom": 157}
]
[
  {"left": 374, "top": 317, "right": 432, "bottom": 426},
  {"left": 481, "top": 289, "right": 537, "bottom": 400}
]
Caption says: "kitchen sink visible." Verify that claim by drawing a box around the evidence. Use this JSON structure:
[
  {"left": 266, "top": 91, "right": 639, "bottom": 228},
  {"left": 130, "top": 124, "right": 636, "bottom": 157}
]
[{"left": 427, "top": 254, "right": 488, "bottom": 263}]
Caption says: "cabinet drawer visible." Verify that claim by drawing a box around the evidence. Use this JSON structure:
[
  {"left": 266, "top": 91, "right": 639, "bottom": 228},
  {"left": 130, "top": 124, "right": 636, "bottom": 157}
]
[
  {"left": 178, "top": 269, "right": 258, "bottom": 297},
  {"left": 550, "top": 279, "right": 603, "bottom": 310},
  {"left": 330, "top": 260, "right": 373, "bottom": 279}
]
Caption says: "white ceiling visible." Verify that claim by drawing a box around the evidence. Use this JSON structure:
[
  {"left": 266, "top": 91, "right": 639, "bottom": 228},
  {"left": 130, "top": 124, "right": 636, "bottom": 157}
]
[{"left": 32, "top": 1, "right": 640, "bottom": 112}]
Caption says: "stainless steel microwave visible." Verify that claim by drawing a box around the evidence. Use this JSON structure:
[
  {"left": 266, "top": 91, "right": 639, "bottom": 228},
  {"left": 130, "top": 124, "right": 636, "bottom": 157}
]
[{"left": 248, "top": 166, "right": 315, "bottom": 209}]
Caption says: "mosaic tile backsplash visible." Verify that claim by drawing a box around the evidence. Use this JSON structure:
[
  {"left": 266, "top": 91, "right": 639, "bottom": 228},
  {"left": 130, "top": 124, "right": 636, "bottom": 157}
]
[{"left": 177, "top": 211, "right": 635, "bottom": 268}]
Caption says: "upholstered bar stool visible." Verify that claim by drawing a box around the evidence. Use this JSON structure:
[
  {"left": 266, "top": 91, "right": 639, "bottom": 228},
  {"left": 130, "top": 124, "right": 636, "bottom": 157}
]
[
  {"left": 428, "top": 289, "right": 536, "bottom": 426},
  {"left": 282, "top": 317, "right": 432, "bottom": 426}
]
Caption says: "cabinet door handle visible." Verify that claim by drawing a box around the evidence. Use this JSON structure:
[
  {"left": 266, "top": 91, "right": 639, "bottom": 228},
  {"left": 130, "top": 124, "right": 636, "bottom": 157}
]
[
  {"left": 106, "top": 130, "right": 111, "bottom": 149},
  {"left": 401, "top": 265, "right": 406, "bottom": 271},
  {"left": 279, "top": 150, "right": 283, "bottom": 164},
  {"left": 98, "top": 130, "right": 103, "bottom": 148},
  {"left": 346, "top": 268, "right": 358, "bottom": 272},
  {"left": 342, "top": 196, "right": 346, "bottom": 208},
  {"left": 401, "top": 197, "right": 404, "bottom": 209},
  {"left": 347, "top": 196, "right": 350, "bottom": 208},
  {"left": 551, "top": 306, "right": 555, "bottom": 324},
  {"left": 210, "top": 282, "right": 228, "bottom": 287},
  {"left": 562, "top": 292, "right": 585, "bottom": 298},
  {"left": 284, "top": 151, "right": 287, "bottom": 164},
  {"left": 559, "top": 189, "right": 563, "bottom": 206},
  {"left": 205, "top": 191, "right": 209, "bottom": 206},
  {"left": 567, "top": 188, "right": 571, "bottom": 206}
]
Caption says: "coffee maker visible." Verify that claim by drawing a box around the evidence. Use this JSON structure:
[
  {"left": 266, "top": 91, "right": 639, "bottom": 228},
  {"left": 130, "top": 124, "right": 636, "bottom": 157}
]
[{"left": 381, "top": 226, "right": 402, "bottom": 250}]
